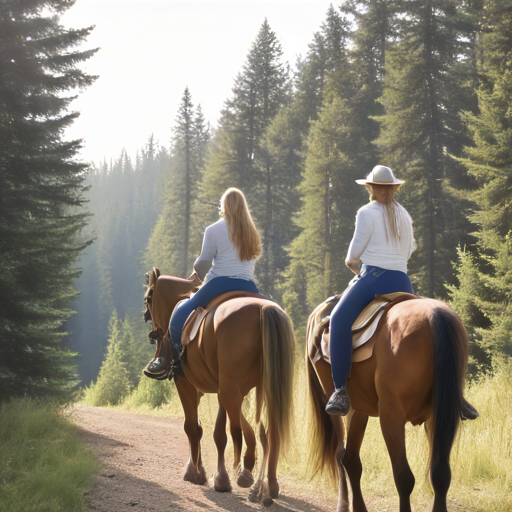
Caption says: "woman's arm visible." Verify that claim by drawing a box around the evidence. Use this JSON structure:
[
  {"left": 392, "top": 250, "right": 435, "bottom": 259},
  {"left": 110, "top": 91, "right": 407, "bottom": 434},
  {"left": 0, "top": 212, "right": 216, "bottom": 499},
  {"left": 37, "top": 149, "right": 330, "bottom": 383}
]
[
  {"left": 345, "top": 209, "right": 373, "bottom": 274},
  {"left": 193, "top": 226, "right": 216, "bottom": 281}
]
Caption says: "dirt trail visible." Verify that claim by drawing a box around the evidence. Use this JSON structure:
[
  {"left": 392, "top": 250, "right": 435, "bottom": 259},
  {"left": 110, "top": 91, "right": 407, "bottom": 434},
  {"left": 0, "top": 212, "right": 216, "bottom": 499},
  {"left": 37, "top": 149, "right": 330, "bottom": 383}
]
[{"left": 71, "top": 405, "right": 337, "bottom": 512}]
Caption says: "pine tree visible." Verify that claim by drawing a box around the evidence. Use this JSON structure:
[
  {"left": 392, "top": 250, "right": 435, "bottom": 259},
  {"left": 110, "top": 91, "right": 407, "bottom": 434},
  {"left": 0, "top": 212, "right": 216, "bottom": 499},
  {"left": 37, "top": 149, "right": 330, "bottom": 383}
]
[
  {"left": 449, "top": 0, "right": 512, "bottom": 370},
  {"left": 67, "top": 138, "right": 170, "bottom": 385},
  {"left": 374, "top": 0, "right": 479, "bottom": 298},
  {"left": 82, "top": 310, "right": 131, "bottom": 406},
  {"left": 199, "top": 20, "right": 291, "bottom": 294},
  {"left": 145, "top": 88, "right": 209, "bottom": 277},
  {"left": 283, "top": 90, "right": 370, "bottom": 329},
  {"left": 0, "top": 0, "right": 97, "bottom": 400}
]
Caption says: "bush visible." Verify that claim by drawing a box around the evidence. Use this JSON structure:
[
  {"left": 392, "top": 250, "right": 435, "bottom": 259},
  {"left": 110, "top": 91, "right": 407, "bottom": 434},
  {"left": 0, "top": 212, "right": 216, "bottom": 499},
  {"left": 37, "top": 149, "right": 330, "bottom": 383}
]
[{"left": 122, "top": 375, "right": 173, "bottom": 409}]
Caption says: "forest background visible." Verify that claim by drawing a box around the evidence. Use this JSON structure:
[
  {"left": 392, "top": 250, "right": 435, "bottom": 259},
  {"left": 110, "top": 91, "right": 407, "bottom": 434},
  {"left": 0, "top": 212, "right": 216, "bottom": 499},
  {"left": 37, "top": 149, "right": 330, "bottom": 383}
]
[
  {"left": 1, "top": 0, "right": 511, "bottom": 410},
  {"left": 71, "top": 0, "right": 512, "bottom": 393}
]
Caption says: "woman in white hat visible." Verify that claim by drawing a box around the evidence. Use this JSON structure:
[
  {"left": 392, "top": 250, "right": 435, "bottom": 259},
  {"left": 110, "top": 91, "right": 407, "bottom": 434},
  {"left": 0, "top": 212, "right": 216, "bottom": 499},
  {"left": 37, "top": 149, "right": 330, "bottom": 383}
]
[{"left": 325, "top": 165, "right": 416, "bottom": 416}]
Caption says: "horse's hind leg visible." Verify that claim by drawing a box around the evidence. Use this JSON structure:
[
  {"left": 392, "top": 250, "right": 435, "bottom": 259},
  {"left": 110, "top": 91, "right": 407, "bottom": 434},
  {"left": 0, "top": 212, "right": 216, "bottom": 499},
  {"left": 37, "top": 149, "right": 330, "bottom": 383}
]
[
  {"left": 175, "top": 377, "right": 207, "bottom": 485},
  {"left": 266, "top": 417, "right": 281, "bottom": 499},
  {"left": 213, "top": 398, "right": 232, "bottom": 492},
  {"left": 238, "top": 410, "right": 256, "bottom": 488},
  {"left": 342, "top": 410, "right": 369, "bottom": 512},
  {"left": 219, "top": 392, "right": 244, "bottom": 471},
  {"left": 380, "top": 406, "right": 415, "bottom": 512}
]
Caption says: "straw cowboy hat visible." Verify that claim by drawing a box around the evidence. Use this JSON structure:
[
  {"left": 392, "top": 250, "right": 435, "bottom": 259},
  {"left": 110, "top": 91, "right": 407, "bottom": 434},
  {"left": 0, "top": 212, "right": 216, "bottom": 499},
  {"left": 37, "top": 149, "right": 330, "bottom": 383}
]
[{"left": 356, "top": 165, "right": 405, "bottom": 185}]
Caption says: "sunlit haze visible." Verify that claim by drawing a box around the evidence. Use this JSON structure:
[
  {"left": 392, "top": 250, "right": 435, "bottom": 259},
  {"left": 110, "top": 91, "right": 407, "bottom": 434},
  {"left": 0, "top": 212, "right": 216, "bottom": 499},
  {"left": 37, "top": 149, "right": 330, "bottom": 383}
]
[{"left": 61, "top": 0, "right": 335, "bottom": 165}]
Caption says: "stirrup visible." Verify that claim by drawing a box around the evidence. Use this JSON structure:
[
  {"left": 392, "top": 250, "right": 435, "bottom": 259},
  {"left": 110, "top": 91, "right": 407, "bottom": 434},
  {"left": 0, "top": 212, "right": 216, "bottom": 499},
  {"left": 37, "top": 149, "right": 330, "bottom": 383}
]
[{"left": 143, "top": 356, "right": 170, "bottom": 379}]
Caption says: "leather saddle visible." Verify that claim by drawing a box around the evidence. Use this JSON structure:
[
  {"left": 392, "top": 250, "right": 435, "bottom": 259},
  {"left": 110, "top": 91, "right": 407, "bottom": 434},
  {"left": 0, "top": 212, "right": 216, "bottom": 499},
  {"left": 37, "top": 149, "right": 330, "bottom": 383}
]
[
  {"left": 312, "top": 292, "right": 418, "bottom": 365},
  {"left": 180, "top": 290, "right": 272, "bottom": 347}
]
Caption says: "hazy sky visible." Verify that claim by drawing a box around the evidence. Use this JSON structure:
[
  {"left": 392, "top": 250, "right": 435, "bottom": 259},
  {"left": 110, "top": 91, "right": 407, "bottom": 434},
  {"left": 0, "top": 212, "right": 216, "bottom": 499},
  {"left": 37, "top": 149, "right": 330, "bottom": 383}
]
[{"left": 61, "top": 0, "right": 335, "bottom": 164}]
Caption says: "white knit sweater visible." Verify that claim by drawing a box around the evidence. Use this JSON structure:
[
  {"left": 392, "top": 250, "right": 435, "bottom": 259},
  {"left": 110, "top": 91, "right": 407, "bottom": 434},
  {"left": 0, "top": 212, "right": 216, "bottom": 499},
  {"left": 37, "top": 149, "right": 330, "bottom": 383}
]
[
  {"left": 194, "top": 219, "right": 257, "bottom": 283},
  {"left": 346, "top": 201, "right": 416, "bottom": 273}
]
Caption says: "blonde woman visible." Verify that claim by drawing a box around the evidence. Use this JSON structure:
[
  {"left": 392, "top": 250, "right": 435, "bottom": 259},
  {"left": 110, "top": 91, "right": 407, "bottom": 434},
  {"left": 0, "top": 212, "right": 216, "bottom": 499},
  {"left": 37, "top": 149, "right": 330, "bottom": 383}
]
[
  {"left": 326, "top": 166, "right": 416, "bottom": 416},
  {"left": 169, "top": 188, "right": 261, "bottom": 347}
]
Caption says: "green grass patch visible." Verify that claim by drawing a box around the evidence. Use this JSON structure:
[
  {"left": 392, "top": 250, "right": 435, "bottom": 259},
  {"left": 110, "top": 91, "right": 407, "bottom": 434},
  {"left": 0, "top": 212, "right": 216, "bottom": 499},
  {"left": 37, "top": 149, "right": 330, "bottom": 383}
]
[{"left": 0, "top": 399, "right": 99, "bottom": 512}]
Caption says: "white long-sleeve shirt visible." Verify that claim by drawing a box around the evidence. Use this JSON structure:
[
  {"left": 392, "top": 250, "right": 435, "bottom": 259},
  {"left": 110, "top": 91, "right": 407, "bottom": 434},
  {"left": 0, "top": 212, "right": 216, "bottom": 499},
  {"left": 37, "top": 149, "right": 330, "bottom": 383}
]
[
  {"left": 194, "top": 218, "right": 257, "bottom": 283},
  {"left": 346, "top": 201, "right": 416, "bottom": 273}
]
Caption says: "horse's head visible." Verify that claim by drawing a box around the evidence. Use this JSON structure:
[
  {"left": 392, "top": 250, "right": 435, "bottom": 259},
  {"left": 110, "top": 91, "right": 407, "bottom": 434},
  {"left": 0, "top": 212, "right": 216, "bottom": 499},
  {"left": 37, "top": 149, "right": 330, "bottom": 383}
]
[{"left": 143, "top": 267, "right": 161, "bottom": 323}]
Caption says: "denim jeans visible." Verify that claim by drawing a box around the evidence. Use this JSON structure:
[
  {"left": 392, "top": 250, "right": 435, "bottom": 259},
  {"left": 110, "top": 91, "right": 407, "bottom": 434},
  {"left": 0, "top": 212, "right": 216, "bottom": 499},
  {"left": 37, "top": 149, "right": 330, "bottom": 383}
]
[{"left": 329, "top": 265, "right": 413, "bottom": 390}]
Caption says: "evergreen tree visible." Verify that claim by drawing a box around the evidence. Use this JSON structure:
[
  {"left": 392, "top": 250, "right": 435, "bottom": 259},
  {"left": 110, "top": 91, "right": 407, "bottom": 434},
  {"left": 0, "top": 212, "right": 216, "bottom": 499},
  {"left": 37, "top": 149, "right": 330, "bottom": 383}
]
[
  {"left": 145, "top": 88, "right": 209, "bottom": 277},
  {"left": 0, "top": 0, "right": 97, "bottom": 400},
  {"left": 82, "top": 310, "right": 131, "bottom": 406},
  {"left": 449, "top": 0, "right": 512, "bottom": 370},
  {"left": 121, "top": 314, "right": 154, "bottom": 388},
  {"left": 283, "top": 90, "right": 370, "bottom": 329},
  {"left": 67, "top": 138, "right": 169, "bottom": 385},
  {"left": 199, "top": 20, "right": 290, "bottom": 294},
  {"left": 374, "top": 0, "right": 479, "bottom": 298}
]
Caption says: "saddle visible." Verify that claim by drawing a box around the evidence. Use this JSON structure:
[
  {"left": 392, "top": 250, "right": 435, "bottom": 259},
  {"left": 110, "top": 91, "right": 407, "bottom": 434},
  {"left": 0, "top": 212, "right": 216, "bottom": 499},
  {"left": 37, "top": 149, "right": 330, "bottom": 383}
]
[
  {"left": 312, "top": 292, "right": 419, "bottom": 365},
  {"left": 180, "top": 290, "right": 270, "bottom": 347}
]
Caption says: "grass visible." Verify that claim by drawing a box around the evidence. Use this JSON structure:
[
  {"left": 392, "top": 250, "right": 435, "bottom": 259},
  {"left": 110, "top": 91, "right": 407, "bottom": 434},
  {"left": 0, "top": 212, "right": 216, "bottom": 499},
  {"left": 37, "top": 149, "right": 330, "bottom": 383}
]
[
  {"left": 117, "top": 359, "right": 512, "bottom": 511},
  {"left": 0, "top": 399, "right": 99, "bottom": 512}
]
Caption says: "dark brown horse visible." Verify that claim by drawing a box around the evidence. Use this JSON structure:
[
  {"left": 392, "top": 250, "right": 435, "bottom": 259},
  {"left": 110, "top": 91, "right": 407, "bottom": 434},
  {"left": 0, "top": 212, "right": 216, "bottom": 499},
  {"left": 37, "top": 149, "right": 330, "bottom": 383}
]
[
  {"left": 144, "top": 268, "right": 295, "bottom": 503},
  {"left": 306, "top": 295, "right": 478, "bottom": 512}
]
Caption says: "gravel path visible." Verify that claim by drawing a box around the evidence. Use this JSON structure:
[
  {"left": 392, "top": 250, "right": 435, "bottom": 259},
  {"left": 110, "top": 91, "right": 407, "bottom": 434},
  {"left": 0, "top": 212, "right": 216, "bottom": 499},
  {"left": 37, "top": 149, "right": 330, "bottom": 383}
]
[{"left": 71, "top": 405, "right": 337, "bottom": 512}]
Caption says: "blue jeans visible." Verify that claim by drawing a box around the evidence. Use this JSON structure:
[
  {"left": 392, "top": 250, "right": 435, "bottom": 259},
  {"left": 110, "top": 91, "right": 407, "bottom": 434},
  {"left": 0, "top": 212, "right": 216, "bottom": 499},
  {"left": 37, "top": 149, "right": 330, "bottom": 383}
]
[
  {"left": 329, "top": 265, "right": 413, "bottom": 390},
  {"left": 169, "top": 276, "right": 259, "bottom": 345}
]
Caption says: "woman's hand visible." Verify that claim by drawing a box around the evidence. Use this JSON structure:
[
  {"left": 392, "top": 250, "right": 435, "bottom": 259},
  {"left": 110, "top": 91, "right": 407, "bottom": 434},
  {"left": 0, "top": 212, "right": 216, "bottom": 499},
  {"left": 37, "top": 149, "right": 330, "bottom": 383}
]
[
  {"left": 187, "top": 272, "right": 202, "bottom": 287},
  {"left": 346, "top": 259, "right": 362, "bottom": 275}
]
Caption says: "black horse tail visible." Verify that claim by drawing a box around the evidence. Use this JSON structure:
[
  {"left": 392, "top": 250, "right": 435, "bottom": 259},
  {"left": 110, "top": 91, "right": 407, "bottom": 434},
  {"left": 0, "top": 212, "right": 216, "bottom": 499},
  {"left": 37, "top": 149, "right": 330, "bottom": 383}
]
[{"left": 428, "top": 306, "right": 478, "bottom": 487}]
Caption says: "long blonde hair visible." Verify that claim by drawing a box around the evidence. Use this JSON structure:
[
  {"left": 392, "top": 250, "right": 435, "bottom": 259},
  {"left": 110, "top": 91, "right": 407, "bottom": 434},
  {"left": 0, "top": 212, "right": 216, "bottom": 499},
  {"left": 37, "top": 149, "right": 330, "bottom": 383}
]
[
  {"left": 220, "top": 188, "right": 261, "bottom": 261},
  {"left": 366, "top": 184, "right": 403, "bottom": 243}
]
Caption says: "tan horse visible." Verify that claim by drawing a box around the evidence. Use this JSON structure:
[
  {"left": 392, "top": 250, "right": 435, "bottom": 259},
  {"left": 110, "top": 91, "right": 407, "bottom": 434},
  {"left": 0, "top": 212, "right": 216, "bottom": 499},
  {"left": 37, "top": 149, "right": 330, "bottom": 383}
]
[
  {"left": 306, "top": 295, "right": 478, "bottom": 512},
  {"left": 144, "top": 268, "right": 295, "bottom": 503}
]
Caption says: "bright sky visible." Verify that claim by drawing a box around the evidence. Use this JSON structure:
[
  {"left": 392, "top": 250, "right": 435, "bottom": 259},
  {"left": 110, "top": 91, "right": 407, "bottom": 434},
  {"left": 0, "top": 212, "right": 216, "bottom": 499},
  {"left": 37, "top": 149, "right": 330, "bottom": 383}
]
[{"left": 61, "top": 0, "right": 335, "bottom": 165}]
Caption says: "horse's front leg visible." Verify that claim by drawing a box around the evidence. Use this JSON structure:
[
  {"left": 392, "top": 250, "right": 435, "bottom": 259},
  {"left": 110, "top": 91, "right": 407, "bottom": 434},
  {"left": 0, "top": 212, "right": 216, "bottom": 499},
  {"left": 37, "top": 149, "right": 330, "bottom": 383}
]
[
  {"left": 175, "top": 376, "right": 207, "bottom": 485},
  {"left": 342, "top": 409, "right": 369, "bottom": 512},
  {"left": 213, "top": 397, "right": 232, "bottom": 492}
]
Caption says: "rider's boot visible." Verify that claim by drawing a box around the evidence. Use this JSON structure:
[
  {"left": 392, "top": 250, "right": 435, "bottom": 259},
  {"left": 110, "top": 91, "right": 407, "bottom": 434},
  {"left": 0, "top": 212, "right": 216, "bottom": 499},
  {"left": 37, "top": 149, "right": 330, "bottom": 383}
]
[{"left": 325, "top": 385, "right": 350, "bottom": 416}]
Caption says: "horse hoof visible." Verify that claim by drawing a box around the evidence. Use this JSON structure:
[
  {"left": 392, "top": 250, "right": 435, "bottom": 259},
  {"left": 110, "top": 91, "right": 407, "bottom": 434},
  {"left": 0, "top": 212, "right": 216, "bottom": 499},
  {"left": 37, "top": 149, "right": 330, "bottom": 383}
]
[
  {"left": 263, "top": 497, "right": 274, "bottom": 507},
  {"left": 268, "top": 478, "right": 279, "bottom": 499},
  {"left": 248, "top": 480, "right": 262, "bottom": 503},
  {"left": 183, "top": 465, "right": 207, "bottom": 485},
  {"left": 197, "top": 467, "right": 208, "bottom": 486},
  {"left": 237, "top": 468, "right": 254, "bottom": 488},
  {"left": 214, "top": 471, "right": 232, "bottom": 492}
]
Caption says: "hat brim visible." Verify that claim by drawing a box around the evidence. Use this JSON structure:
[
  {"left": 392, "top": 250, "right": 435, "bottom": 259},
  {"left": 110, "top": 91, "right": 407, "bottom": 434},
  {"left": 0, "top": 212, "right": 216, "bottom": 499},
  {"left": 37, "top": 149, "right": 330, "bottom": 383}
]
[{"left": 356, "top": 179, "right": 405, "bottom": 185}]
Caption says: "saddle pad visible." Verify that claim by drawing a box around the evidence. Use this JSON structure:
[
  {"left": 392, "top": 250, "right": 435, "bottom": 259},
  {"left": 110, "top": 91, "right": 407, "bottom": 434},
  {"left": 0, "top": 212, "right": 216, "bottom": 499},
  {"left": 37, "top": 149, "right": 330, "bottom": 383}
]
[
  {"left": 181, "top": 290, "right": 271, "bottom": 347},
  {"left": 315, "top": 291, "right": 418, "bottom": 364}
]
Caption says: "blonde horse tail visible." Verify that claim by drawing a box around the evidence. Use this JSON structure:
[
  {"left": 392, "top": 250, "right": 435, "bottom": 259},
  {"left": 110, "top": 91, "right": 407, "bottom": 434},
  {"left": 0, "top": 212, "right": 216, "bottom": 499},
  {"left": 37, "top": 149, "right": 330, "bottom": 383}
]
[
  {"left": 259, "top": 305, "right": 296, "bottom": 454},
  {"left": 428, "top": 306, "right": 478, "bottom": 486},
  {"left": 304, "top": 321, "right": 340, "bottom": 484}
]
